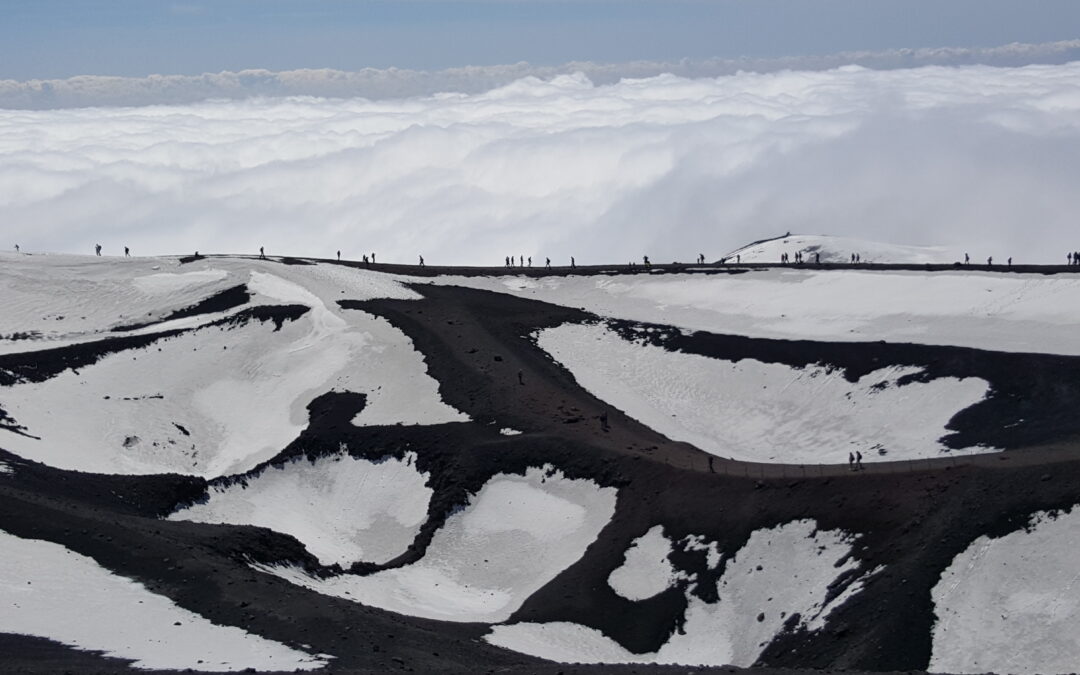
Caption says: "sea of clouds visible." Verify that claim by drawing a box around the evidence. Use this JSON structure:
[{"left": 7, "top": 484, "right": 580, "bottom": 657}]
[{"left": 3, "top": 52, "right": 1080, "bottom": 264}]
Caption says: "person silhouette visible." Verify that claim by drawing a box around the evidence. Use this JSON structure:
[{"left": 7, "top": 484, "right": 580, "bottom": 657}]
[
  {"left": 259, "top": 246, "right": 265, "bottom": 259},
  {"left": 545, "top": 257, "right": 551, "bottom": 269},
  {"left": 337, "top": 250, "right": 341, "bottom": 261},
  {"left": 419, "top": 255, "right": 425, "bottom": 266},
  {"left": 124, "top": 246, "right": 130, "bottom": 257},
  {"left": 570, "top": 256, "right": 576, "bottom": 268},
  {"left": 95, "top": 244, "right": 102, "bottom": 256}
]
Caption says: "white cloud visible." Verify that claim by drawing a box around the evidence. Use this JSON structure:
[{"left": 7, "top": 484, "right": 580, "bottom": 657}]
[{"left": 2, "top": 60, "right": 1080, "bottom": 264}]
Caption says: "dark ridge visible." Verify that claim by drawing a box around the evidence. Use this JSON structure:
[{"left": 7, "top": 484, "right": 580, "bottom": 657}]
[
  {"left": 0, "top": 634, "right": 136, "bottom": 672},
  {"left": 177, "top": 253, "right": 204, "bottom": 264},
  {"left": 113, "top": 284, "right": 251, "bottom": 332},
  {"left": 605, "top": 319, "right": 1080, "bottom": 451},
  {"left": 277, "top": 256, "right": 313, "bottom": 266},
  {"left": 206, "top": 304, "right": 309, "bottom": 332}
]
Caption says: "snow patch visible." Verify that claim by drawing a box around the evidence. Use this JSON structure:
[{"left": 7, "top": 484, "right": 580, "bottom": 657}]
[
  {"left": 930, "top": 508, "right": 1080, "bottom": 675},
  {"left": 0, "top": 461, "right": 11, "bottom": 475},
  {"left": 499, "top": 428, "right": 523, "bottom": 436},
  {"left": 169, "top": 451, "right": 432, "bottom": 567},
  {"left": 536, "top": 322, "right": 994, "bottom": 464},
  {"left": 256, "top": 466, "right": 616, "bottom": 622},
  {"left": 0, "top": 529, "right": 326, "bottom": 671},
  {"left": 488, "top": 520, "right": 875, "bottom": 666},
  {"left": 608, "top": 526, "right": 676, "bottom": 601}
]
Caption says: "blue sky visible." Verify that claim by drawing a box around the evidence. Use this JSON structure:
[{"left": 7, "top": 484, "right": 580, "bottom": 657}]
[{"left": 2, "top": 0, "right": 1079, "bottom": 79}]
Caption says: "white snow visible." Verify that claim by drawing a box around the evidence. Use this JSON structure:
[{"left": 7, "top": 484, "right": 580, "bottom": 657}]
[
  {"left": 132, "top": 269, "right": 230, "bottom": 295},
  {"left": 536, "top": 322, "right": 993, "bottom": 464},
  {"left": 608, "top": 526, "right": 676, "bottom": 601},
  {"left": 0, "top": 461, "right": 11, "bottom": 475},
  {"left": 727, "top": 234, "right": 952, "bottom": 265},
  {"left": 429, "top": 267, "right": 1080, "bottom": 355},
  {"left": 256, "top": 466, "right": 617, "bottom": 622},
  {"left": 930, "top": 508, "right": 1080, "bottom": 675},
  {"left": 682, "top": 535, "right": 722, "bottom": 570},
  {"left": 0, "top": 528, "right": 326, "bottom": 671},
  {"left": 169, "top": 451, "right": 432, "bottom": 567},
  {"left": 487, "top": 520, "right": 875, "bottom": 667},
  {"left": 0, "top": 258, "right": 466, "bottom": 477},
  {"left": 499, "top": 428, "right": 523, "bottom": 436}
]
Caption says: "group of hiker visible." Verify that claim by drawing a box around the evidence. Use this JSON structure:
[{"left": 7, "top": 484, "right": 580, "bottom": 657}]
[
  {"left": 1068, "top": 252, "right": 1080, "bottom": 265},
  {"left": 780, "top": 251, "right": 821, "bottom": 264}
]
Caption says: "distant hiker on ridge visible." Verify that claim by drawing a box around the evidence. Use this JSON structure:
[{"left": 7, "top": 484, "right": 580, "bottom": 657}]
[
  {"left": 528, "top": 256, "right": 532, "bottom": 267},
  {"left": 848, "top": 452, "right": 855, "bottom": 471},
  {"left": 571, "top": 256, "right": 576, "bottom": 269},
  {"left": 517, "top": 369, "right": 524, "bottom": 385},
  {"left": 964, "top": 253, "right": 970, "bottom": 265},
  {"left": 855, "top": 451, "right": 863, "bottom": 470},
  {"left": 337, "top": 250, "right": 341, "bottom": 261},
  {"left": 545, "top": 257, "right": 551, "bottom": 269},
  {"left": 371, "top": 252, "right": 376, "bottom": 263},
  {"left": 259, "top": 246, "right": 265, "bottom": 259},
  {"left": 987, "top": 256, "right": 993, "bottom": 266},
  {"left": 418, "top": 255, "right": 425, "bottom": 266},
  {"left": 815, "top": 252, "right": 820, "bottom": 264},
  {"left": 124, "top": 246, "right": 130, "bottom": 257},
  {"left": 14, "top": 244, "right": 19, "bottom": 253},
  {"left": 1008, "top": 257, "right": 1012, "bottom": 267},
  {"left": 95, "top": 244, "right": 101, "bottom": 256}
]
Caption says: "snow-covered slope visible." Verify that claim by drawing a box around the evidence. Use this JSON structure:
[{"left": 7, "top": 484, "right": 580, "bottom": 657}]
[
  {"left": 930, "top": 508, "right": 1080, "bottom": 675},
  {"left": 726, "top": 234, "right": 953, "bottom": 264},
  {"left": 0, "top": 528, "right": 326, "bottom": 671},
  {"left": 429, "top": 268, "right": 1080, "bottom": 355},
  {"left": 0, "top": 255, "right": 465, "bottom": 477},
  {"left": 257, "top": 466, "right": 617, "bottom": 622},
  {"left": 487, "top": 519, "right": 876, "bottom": 667},
  {"left": 169, "top": 451, "right": 432, "bottom": 567},
  {"left": 536, "top": 322, "right": 994, "bottom": 464}
]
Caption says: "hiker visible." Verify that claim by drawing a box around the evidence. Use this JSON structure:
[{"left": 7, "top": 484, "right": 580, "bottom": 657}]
[
  {"left": 599, "top": 411, "right": 610, "bottom": 431},
  {"left": 419, "top": 255, "right": 425, "bottom": 266},
  {"left": 95, "top": 243, "right": 101, "bottom": 256},
  {"left": 856, "top": 253, "right": 861, "bottom": 263},
  {"left": 528, "top": 256, "right": 532, "bottom": 267},
  {"left": 815, "top": 252, "right": 820, "bottom": 264},
  {"left": 14, "top": 244, "right": 19, "bottom": 253},
  {"left": 848, "top": 452, "right": 855, "bottom": 470},
  {"left": 337, "top": 250, "right": 341, "bottom": 261},
  {"left": 855, "top": 451, "right": 863, "bottom": 470},
  {"left": 371, "top": 252, "right": 376, "bottom": 263},
  {"left": 987, "top": 256, "right": 993, "bottom": 266},
  {"left": 643, "top": 255, "right": 650, "bottom": 267},
  {"left": 519, "top": 255, "right": 524, "bottom": 267},
  {"left": 362, "top": 254, "right": 369, "bottom": 264},
  {"left": 259, "top": 246, "right": 265, "bottom": 259},
  {"left": 545, "top": 257, "right": 551, "bottom": 269},
  {"left": 850, "top": 253, "right": 855, "bottom": 264},
  {"left": 517, "top": 369, "right": 524, "bottom": 385},
  {"left": 124, "top": 246, "right": 130, "bottom": 257},
  {"left": 571, "top": 256, "right": 576, "bottom": 268},
  {"left": 964, "top": 253, "right": 970, "bottom": 265},
  {"left": 1008, "top": 257, "right": 1012, "bottom": 267},
  {"left": 736, "top": 254, "right": 740, "bottom": 264}
]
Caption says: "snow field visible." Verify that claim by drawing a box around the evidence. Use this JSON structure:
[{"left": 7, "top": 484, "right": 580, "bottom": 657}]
[
  {"left": 607, "top": 526, "right": 676, "bottom": 601},
  {"left": 487, "top": 520, "right": 875, "bottom": 666},
  {"left": 0, "top": 255, "right": 238, "bottom": 355},
  {"left": 0, "top": 262, "right": 465, "bottom": 477},
  {"left": 536, "top": 322, "right": 994, "bottom": 464},
  {"left": 930, "top": 507, "right": 1080, "bottom": 675},
  {"left": 256, "top": 466, "right": 617, "bottom": 622},
  {"left": 0, "top": 528, "right": 326, "bottom": 671},
  {"left": 429, "top": 265, "right": 1080, "bottom": 355},
  {"left": 727, "top": 234, "right": 952, "bottom": 265},
  {"left": 169, "top": 451, "right": 432, "bottom": 567}
]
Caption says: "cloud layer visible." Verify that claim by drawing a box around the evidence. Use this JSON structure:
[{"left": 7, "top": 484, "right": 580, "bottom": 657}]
[
  {"left": 3, "top": 59, "right": 1080, "bottom": 264},
  {"left": 2, "top": 40, "right": 1078, "bottom": 110}
]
